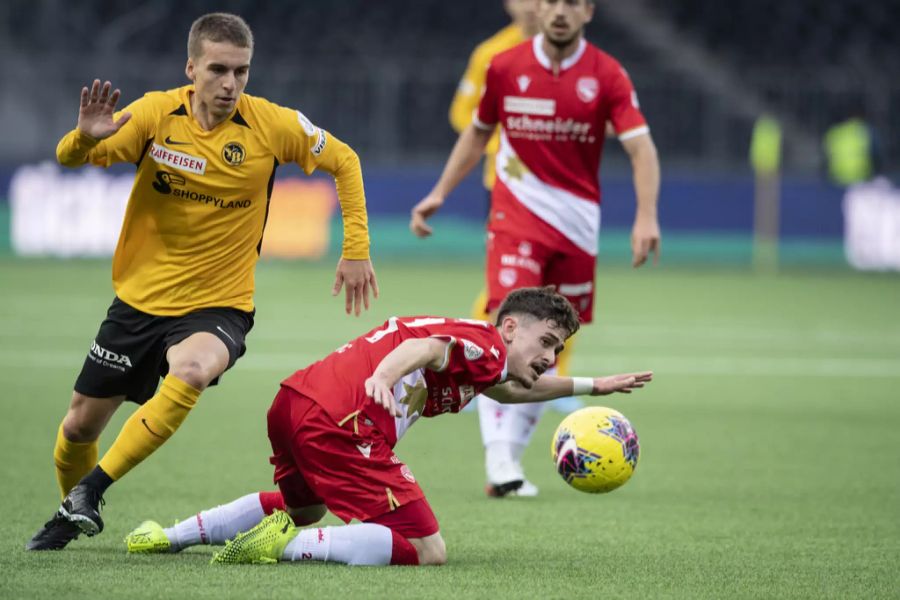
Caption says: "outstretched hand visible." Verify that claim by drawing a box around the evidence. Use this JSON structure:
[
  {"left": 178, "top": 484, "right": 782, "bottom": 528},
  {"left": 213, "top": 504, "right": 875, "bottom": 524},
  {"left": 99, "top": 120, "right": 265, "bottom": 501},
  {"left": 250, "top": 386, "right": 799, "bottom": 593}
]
[
  {"left": 78, "top": 79, "right": 131, "bottom": 140},
  {"left": 591, "top": 371, "right": 653, "bottom": 395},
  {"left": 364, "top": 375, "right": 401, "bottom": 417},
  {"left": 332, "top": 258, "right": 379, "bottom": 316}
]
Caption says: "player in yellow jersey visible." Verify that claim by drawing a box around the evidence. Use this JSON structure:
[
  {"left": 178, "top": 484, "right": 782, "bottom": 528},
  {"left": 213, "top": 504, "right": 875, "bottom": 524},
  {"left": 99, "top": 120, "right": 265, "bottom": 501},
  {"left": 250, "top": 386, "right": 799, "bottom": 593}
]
[
  {"left": 27, "top": 13, "right": 378, "bottom": 551},
  {"left": 449, "top": 1, "right": 538, "bottom": 196},
  {"left": 447, "top": 0, "right": 580, "bottom": 498}
]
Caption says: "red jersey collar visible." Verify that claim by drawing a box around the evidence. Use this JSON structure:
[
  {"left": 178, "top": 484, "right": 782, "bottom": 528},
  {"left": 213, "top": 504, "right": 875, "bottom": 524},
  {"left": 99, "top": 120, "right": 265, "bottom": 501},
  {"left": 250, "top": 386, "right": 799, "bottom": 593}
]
[{"left": 532, "top": 33, "right": 587, "bottom": 72}]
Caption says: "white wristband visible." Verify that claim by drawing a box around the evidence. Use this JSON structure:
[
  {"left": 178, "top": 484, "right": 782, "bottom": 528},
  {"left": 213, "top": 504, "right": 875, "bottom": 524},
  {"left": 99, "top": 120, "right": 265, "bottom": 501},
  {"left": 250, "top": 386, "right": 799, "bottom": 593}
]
[{"left": 572, "top": 377, "right": 594, "bottom": 396}]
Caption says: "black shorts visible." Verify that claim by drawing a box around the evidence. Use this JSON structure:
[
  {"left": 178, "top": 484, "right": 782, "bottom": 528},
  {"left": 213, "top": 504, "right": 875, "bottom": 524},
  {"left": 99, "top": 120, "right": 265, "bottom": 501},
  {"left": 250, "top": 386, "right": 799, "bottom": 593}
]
[{"left": 74, "top": 297, "right": 254, "bottom": 404}]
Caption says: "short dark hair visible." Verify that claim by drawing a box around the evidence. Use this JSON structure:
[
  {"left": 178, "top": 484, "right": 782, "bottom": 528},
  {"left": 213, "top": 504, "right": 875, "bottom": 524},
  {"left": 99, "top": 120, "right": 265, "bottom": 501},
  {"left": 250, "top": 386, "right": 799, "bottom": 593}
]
[
  {"left": 496, "top": 287, "right": 581, "bottom": 338},
  {"left": 188, "top": 13, "right": 254, "bottom": 59}
]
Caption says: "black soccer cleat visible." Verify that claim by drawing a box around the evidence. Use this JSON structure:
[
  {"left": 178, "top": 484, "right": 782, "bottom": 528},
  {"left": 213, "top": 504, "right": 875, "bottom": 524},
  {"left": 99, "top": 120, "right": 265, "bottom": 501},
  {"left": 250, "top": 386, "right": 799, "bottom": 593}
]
[
  {"left": 58, "top": 483, "right": 105, "bottom": 536},
  {"left": 484, "top": 479, "right": 524, "bottom": 498},
  {"left": 25, "top": 512, "right": 82, "bottom": 551}
]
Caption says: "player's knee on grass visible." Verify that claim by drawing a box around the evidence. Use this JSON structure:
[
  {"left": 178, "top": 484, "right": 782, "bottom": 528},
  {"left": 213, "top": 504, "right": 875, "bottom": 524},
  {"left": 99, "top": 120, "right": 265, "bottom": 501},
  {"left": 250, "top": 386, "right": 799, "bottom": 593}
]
[
  {"left": 287, "top": 504, "right": 327, "bottom": 526},
  {"left": 62, "top": 392, "right": 124, "bottom": 442},
  {"left": 409, "top": 532, "right": 447, "bottom": 566}
]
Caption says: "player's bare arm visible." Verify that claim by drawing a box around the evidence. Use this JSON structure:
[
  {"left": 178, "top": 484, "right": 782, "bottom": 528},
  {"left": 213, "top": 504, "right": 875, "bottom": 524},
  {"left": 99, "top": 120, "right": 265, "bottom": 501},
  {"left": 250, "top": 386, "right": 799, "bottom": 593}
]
[
  {"left": 484, "top": 371, "right": 653, "bottom": 404},
  {"left": 622, "top": 133, "right": 661, "bottom": 267},
  {"left": 364, "top": 338, "right": 451, "bottom": 417},
  {"left": 332, "top": 258, "right": 379, "bottom": 317},
  {"left": 78, "top": 79, "right": 132, "bottom": 140},
  {"left": 410, "top": 124, "right": 493, "bottom": 238}
]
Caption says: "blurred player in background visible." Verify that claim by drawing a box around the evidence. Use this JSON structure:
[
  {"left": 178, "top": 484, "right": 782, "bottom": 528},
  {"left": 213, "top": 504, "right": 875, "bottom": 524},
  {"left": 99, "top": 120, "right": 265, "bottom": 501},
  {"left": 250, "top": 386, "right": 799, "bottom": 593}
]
[
  {"left": 449, "top": 0, "right": 538, "bottom": 203},
  {"left": 411, "top": 0, "right": 660, "bottom": 498},
  {"left": 449, "top": 0, "right": 582, "bottom": 499},
  {"left": 27, "top": 12, "right": 378, "bottom": 551},
  {"left": 123, "top": 287, "right": 652, "bottom": 566}
]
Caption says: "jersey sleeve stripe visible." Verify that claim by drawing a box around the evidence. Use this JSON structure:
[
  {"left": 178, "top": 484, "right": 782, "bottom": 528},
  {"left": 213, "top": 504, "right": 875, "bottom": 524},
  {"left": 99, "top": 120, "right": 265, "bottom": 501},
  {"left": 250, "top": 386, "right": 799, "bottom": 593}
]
[
  {"left": 618, "top": 125, "right": 650, "bottom": 141},
  {"left": 430, "top": 335, "right": 457, "bottom": 372},
  {"left": 472, "top": 112, "right": 496, "bottom": 131}
]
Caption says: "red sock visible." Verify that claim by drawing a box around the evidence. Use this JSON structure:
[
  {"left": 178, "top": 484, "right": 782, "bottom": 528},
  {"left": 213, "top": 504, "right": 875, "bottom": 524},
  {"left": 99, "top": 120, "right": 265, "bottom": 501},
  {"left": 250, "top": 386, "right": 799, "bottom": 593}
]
[
  {"left": 389, "top": 530, "right": 420, "bottom": 566},
  {"left": 258, "top": 491, "right": 285, "bottom": 515}
]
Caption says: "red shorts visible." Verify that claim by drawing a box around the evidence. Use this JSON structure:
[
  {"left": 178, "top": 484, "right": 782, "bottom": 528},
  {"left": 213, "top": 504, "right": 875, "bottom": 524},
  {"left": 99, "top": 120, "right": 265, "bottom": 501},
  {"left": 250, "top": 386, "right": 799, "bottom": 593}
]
[
  {"left": 267, "top": 386, "right": 439, "bottom": 538},
  {"left": 485, "top": 230, "right": 596, "bottom": 323}
]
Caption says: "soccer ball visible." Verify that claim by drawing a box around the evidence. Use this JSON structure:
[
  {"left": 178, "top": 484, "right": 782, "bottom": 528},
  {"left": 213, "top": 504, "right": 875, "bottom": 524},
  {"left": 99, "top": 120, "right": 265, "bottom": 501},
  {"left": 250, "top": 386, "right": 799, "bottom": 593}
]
[{"left": 550, "top": 406, "right": 640, "bottom": 493}]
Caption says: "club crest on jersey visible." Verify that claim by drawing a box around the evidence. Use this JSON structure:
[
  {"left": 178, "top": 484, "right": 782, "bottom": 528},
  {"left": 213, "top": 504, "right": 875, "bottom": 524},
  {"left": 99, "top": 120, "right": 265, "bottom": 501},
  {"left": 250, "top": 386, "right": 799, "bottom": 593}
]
[
  {"left": 517, "top": 75, "right": 531, "bottom": 93},
  {"left": 576, "top": 77, "right": 599, "bottom": 103},
  {"left": 461, "top": 339, "right": 484, "bottom": 361},
  {"left": 222, "top": 142, "right": 246, "bottom": 166}
]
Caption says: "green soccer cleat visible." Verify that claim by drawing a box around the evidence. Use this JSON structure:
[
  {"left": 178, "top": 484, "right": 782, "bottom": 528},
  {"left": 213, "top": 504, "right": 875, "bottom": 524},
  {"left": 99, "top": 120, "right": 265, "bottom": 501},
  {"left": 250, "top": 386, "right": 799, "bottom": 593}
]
[
  {"left": 211, "top": 510, "right": 297, "bottom": 565},
  {"left": 125, "top": 520, "right": 172, "bottom": 554}
]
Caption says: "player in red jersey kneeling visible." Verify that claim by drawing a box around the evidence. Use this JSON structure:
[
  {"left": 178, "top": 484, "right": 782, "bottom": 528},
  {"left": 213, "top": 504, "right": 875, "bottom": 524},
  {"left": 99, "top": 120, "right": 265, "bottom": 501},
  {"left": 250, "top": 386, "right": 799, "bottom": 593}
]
[{"left": 125, "top": 287, "right": 651, "bottom": 566}]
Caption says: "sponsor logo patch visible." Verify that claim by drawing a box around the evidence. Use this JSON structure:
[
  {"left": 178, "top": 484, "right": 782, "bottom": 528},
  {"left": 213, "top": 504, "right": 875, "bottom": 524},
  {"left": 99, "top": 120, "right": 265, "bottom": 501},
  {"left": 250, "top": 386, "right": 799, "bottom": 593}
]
[
  {"left": 152, "top": 171, "right": 251, "bottom": 209},
  {"left": 88, "top": 340, "right": 132, "bottom": 371},
  {"left": 461, "top": 339, "right": 484, "bottom": 360},
  {"left": 505, "top": 115, "right": 592, "bottom": 136},
  {"left": 400, "top": 464, "right": 416, "bottom": 483},
  {"left": 312, "top": 129, "right": 327, "bottom": 155},
  {"left": 296, "top": 110, "right": 316, "bottom": 136},
  {"left": 503, "top": 96, "right": 556, "bottom": 116},
  {"left": 149, "top": 143, "right": 206, "bottom": 175},
  {"left": 222, "top": 142, "right": 245, "bottom": 166},
  {"left": 576, "top": 77, "right": 599, "bottom": 102}
]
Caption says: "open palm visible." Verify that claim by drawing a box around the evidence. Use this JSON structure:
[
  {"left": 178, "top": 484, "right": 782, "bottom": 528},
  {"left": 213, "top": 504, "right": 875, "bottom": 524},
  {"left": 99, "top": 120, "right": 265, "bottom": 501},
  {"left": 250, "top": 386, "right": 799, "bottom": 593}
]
[{"left": 77, "top": 79, "right": 131, "bottom": 140}]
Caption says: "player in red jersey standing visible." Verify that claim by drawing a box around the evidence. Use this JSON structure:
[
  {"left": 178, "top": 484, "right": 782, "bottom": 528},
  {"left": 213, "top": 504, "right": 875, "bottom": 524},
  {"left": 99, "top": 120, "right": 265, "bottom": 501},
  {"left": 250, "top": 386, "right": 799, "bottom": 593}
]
[
  {"left": 124, "top": 287, "right": 652, "bottom": 566},
  {"left": 410, "top": 0, "right": 660, "bottom": 498}
]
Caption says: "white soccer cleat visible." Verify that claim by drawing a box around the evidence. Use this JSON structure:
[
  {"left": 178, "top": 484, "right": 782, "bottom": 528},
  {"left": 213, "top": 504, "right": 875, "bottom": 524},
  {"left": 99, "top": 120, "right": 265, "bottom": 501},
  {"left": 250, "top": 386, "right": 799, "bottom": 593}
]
[
  {"left": 512, "top": 479, "right": 539, "bottom": 497},
  {"left": 485, "top": 458, "right": 525, "bottom": 497}
]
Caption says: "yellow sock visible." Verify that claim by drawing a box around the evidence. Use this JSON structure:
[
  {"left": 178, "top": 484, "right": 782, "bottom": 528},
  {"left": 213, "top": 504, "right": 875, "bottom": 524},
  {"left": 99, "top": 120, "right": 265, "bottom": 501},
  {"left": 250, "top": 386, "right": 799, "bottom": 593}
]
[
  {"left": 471, "top": 288, "right": 490, "bottom": 321},
  {"left": 98, "top": 374, "right": 201, "bottom": 481},
  {"left": 556, "top": 334, "right": 577, "bottom": 377},
  {"left": 54, "top": 423, "right": 98, "bottom": 499}
]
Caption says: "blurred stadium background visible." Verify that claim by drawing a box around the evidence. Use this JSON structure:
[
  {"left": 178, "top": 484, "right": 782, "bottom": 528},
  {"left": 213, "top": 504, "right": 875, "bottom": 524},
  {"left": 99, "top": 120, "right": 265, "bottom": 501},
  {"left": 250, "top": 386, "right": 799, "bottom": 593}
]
[
  {"left": 2, "top": 1, "right": 898, "bottom": 598},
  {"left": 2, "top": 0, "right": 899, "bottom": 265}
]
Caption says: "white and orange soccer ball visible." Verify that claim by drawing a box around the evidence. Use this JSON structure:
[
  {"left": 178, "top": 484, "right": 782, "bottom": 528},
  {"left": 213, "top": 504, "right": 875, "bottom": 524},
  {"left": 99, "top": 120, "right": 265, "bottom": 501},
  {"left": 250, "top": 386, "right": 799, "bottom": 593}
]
[{"left": 551, "top": 406, "right": 640, "bottom": 493}]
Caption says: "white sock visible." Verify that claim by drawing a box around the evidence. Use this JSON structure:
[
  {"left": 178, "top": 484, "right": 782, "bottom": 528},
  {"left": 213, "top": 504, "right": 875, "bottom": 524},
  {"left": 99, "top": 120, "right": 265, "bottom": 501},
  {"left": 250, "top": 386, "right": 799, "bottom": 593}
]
[
  {"left": 282, "top": 524, "right": 393, "bottom": 565},
  {"left": 165, "top": 493, "right": 265, "bottom": 551},
  {"left": 477, "top": 394, "right": 547, "bottom": 449}
]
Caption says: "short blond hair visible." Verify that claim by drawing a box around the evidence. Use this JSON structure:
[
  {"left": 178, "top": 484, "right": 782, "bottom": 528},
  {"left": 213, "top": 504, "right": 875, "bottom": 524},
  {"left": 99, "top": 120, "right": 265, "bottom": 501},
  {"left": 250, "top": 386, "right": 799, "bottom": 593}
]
[{"left": 187, "top": 13, "right": 254, "bottom": 59}]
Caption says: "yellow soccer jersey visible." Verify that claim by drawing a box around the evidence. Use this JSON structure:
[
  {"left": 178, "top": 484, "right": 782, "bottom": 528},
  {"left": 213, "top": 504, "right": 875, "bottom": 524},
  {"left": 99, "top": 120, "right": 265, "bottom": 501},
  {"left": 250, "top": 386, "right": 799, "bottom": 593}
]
[
  {"left": 449, "top": 23, "right": 527, "bottom": 190},
  {"left": 57, "top": 85, "right": 369, "bottom": 316}
]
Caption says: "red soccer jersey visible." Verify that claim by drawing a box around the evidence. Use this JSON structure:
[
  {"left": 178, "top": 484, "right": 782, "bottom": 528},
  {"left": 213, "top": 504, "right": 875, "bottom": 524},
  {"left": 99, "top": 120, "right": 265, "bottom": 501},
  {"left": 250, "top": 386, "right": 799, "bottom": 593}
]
[
  {"left": 475, "top": 34, "right": 648, "bottom": 256},
  {"left": 281, "top": 317, "right": 508, "bottom": 447}
]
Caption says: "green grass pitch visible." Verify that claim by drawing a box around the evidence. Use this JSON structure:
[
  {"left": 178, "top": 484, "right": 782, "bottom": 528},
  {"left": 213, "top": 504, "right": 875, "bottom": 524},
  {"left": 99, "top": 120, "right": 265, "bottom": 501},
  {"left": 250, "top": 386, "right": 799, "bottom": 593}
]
[{"left": 1, "top": 259, "right": 898, "bottom": 598}]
